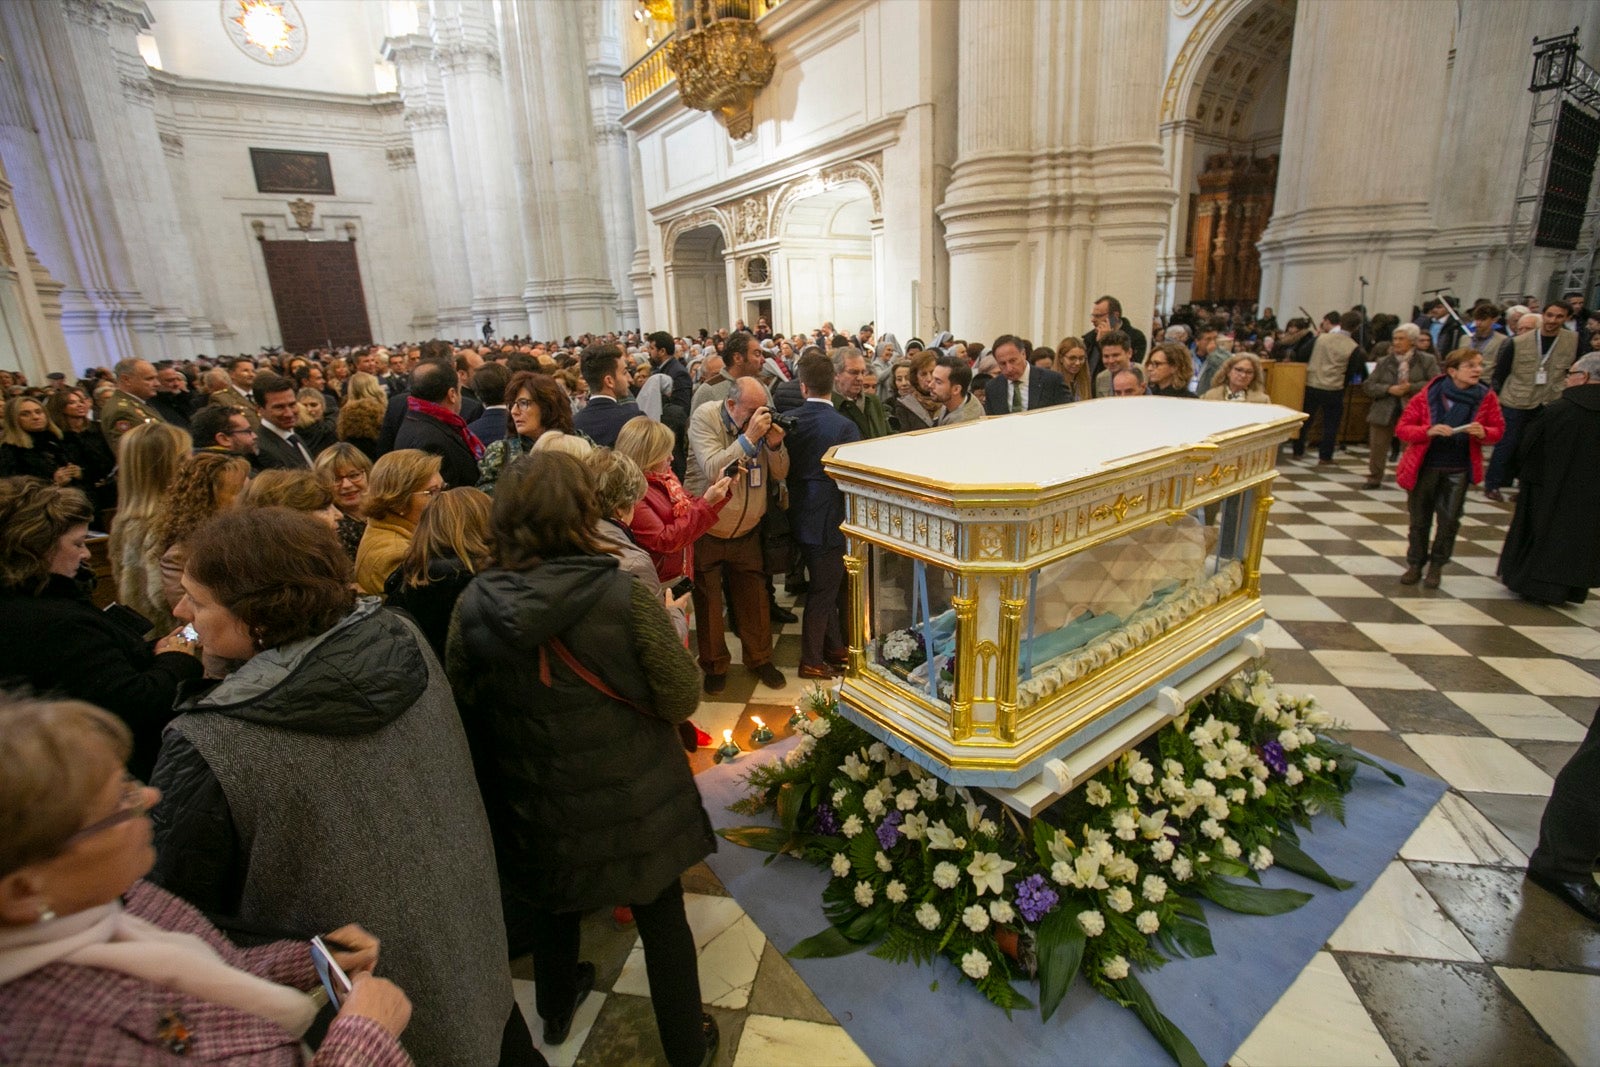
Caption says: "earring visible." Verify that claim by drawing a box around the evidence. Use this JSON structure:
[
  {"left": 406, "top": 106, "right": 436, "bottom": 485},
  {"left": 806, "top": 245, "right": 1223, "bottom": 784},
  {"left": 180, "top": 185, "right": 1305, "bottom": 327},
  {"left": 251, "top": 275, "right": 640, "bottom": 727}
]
[{"left": 37, "top": 906, "right": 56, "bottom": 923}]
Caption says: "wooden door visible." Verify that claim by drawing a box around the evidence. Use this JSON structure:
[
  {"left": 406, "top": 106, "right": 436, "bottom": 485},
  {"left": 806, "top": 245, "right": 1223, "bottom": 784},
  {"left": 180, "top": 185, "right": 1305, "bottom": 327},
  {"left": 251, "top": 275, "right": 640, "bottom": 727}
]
[{"left": 259, "top": 239, "right": 373, "bottom": 352}]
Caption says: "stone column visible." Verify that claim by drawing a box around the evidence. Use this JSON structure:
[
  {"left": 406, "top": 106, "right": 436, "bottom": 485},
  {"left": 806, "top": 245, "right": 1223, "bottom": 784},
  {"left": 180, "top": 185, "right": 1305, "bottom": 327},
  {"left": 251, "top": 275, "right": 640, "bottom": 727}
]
[
  {"left": 627, "top": 134, "right": 657, "bottom": 329},
  {"left": 383, "top": 33, "right": 475, "bottom": 337},
  {"left": 429, "top": 0, "right": 528, "bottom": 338},
  {"left": 584, "top": 0, "right": 640, "bottom": 329},
  {"left": 1257, "top": 0, "right": 1454, "bottom": 319},
  {"left": 940, "top": 0, "right": 1174, "bottom": 346}
]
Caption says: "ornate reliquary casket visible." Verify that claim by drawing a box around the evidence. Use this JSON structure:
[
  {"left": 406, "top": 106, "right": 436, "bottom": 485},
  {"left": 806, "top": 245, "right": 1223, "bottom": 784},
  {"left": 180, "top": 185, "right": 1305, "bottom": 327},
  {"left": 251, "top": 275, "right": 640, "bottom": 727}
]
[{"left": 823, "top": 397, "right": 1307, "bottom": 814}]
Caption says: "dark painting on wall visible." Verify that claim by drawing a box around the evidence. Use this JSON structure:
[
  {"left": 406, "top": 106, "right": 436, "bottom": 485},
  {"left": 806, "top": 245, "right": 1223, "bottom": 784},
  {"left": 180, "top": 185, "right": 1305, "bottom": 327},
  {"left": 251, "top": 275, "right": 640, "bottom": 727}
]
[{"left": 250, "top": 148, "right": 335, "bottom": 195}]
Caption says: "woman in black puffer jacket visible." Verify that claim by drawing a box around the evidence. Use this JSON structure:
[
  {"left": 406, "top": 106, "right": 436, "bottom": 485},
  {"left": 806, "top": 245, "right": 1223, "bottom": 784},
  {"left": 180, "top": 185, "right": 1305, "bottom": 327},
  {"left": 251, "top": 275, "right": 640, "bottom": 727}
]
[
  {"left": 447, "top": 451, "right": 718, "bottom": 1067},
  {"left": 384, "top": 487, "right": 491, "bottom": 659}
]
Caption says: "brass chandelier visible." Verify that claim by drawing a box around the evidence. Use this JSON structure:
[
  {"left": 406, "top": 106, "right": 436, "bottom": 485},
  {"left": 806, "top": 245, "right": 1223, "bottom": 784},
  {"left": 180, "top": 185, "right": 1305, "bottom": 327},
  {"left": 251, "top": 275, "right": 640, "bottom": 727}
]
[{"left": 663, "top": 0, "right": 776, "bottom": 139}]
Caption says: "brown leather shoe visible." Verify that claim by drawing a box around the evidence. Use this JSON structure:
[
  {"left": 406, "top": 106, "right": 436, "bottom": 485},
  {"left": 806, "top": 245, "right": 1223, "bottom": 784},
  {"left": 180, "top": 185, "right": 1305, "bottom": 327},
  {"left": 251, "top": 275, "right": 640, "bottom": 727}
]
[
  {"left": 798, "top": 663, "right": 838, "bottom": 680},
  {"left": 1423, "top": 563, "right": 1443, "bottom": 589},
  {"left": 1483, "top": 488, "right": 1505, "bottom": 502},
  {"left": 1400, "top": 565, "right": 1423, "bottom": 585}
]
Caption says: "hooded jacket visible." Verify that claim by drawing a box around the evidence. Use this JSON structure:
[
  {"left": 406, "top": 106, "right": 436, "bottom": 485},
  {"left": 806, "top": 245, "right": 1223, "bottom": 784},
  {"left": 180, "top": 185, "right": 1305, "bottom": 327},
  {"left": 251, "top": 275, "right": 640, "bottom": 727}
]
[
  {"left": 446, "top": 555, "right": 712, "bottom": 915},
  {"left": 148, "top": 600, "right": 510, "bottom": 1067}
]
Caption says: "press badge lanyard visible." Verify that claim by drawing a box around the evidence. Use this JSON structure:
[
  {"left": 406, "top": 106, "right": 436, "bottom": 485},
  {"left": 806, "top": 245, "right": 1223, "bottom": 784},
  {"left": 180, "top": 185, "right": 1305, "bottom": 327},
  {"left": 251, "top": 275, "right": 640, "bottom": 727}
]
[{"left": 1535, "top": 332, "right": 1556, "bottom": 385}]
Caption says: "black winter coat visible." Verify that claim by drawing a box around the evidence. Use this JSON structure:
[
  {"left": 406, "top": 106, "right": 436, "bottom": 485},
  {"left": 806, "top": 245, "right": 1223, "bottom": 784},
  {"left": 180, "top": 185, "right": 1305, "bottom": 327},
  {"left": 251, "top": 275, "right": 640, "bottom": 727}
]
[
  {"left": 384, "top": 555, "right": 476, "bottom": 661},
  {"left": 1499, "top": 383, "right": 1600, "bottom": 603},
  {"left": 0, "top": 572, "right": 203, "bottom": 777},
  {"left": 0, "top": 438, "right": 68, "bottom": 482},
  {"left": 446, "top": 556, "right": 713, "bottom": 914},
  {"left": 393, "top": 411, "right": 481, "bottom": 489}
]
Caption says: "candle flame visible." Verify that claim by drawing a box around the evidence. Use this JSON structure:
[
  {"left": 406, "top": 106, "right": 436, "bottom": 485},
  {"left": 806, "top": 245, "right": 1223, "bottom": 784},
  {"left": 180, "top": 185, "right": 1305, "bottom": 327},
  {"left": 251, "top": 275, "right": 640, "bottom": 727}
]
[
  {"left": 722, "top": 729, "right": 733, "bottom": 743},
  {"left": 751, "top": 716, "right": 765, "bottom": 728}
]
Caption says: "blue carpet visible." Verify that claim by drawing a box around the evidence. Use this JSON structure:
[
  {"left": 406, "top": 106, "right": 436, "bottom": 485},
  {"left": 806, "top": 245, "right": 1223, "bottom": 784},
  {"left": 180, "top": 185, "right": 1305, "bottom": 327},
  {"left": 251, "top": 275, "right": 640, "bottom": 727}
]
[{"left": 698, "top": 736, "right": 1447, "bottom": 1067}]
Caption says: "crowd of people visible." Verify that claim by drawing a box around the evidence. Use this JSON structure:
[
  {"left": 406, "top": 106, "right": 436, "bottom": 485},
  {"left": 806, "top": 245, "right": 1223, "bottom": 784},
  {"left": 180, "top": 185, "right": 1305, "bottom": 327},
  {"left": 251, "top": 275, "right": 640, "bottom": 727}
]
[{"left": 0, "top": 287, "right": 1597, "bottom": 1060}]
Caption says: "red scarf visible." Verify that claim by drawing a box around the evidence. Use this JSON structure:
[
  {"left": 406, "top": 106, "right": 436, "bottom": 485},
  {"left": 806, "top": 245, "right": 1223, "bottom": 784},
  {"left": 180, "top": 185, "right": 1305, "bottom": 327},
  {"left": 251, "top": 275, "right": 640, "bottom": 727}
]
[
  {"left": 648, "top": 469, "right": 692, "bottom": 516},
  {"left": 408, "top": 396, "right": 485, "bottom": 460}
]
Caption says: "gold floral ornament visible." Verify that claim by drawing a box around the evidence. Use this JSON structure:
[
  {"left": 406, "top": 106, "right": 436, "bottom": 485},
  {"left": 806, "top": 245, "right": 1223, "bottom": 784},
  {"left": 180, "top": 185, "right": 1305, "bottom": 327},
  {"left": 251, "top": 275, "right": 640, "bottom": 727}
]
[
  {"left": 222, "top": 0, "right": 307, "bottom": 67},
  {"left": 665, "top": 1, "right": 776, "bottom": 139}
]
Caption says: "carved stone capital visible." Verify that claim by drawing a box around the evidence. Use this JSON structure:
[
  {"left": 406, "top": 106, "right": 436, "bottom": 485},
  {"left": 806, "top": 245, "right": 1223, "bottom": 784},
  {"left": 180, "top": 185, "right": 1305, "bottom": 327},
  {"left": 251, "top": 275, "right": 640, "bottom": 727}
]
[
  {"left": 404, "top": 105, "right": 449, "bottom": 131},
  {"left": 386, "top": 144, "right": 417, "bottom": 169},
  {"left": 435, "top": 44, "right": 501, "bottom": 78}
]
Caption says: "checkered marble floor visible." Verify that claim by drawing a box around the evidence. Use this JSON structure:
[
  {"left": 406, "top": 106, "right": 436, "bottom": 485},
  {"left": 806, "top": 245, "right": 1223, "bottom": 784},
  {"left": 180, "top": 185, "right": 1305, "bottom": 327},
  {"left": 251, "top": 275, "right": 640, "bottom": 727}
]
[{"left": 522, "top": 447, "right": 1600, "bottom": 1067}]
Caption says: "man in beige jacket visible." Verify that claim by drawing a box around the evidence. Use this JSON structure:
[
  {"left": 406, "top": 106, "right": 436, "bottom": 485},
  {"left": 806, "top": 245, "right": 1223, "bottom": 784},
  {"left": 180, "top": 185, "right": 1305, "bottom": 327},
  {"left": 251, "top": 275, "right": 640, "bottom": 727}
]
[
  {"left": 686, "top": 377, "right": 790, "bottom": 693},
  {"left": 1296, "top": 310, "right": 1361, "bottom": 465}
]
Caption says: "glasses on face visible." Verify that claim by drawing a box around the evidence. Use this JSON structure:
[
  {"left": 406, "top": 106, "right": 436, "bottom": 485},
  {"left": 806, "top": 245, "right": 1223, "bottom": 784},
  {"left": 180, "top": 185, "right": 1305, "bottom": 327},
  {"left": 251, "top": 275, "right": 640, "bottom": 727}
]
[
  {"left": 333, "top": 471, "right": 366, "bottom": 485},
  {"left": 1147, "top": 359, "right": 1168, "bottom": 368},
  {"left": 227, "top": 427, "right": 256, "bottom": 437},
  {"left": 61, "top": 775, "right": 149, "bottom": 851},
  {"left": 414, "top": 485, "right": 443, "bottom": 498},
  {"left": 510, "top": 398, "right": 535, "bottom": 412}
]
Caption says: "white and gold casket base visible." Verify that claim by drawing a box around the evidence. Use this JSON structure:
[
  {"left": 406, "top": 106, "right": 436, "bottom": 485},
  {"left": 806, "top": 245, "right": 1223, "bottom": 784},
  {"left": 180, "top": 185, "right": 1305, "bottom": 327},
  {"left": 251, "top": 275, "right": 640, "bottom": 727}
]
[{"left": 823, "top": 397, "right": 1307, "bottom": 815}]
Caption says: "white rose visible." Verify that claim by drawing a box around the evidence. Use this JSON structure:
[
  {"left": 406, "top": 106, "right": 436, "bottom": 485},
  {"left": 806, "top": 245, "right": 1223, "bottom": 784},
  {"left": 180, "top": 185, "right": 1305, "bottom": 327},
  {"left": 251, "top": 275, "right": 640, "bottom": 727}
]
[
  {"left": 1101, "top": 954, "right": 1130, "bottom": 980},
  {"left": 1136, "top": 911, "right": 1160, "bottom": 935},
  {"left": 854, "top": 881, "right": 874, "bottom": 907},
  {"left": 1142, "top": 875, "right": 1167, "bottom": 903},
  {"left": 1250, "top": 846, "right": 1274, "bottom": 871},
  {"left": 933, "top": 862, "right": 961, "bottom": 890},
  {"left": 875, "top": 851, "right": 893, "bottom": 873},
  {"left": 896, "top": 789, "right": 919, "bottom": 811},
  {"left": 1077, "top": 910, "right": 1106, "bottom": 937},
  {"left": 885, "top": 879, "right": 908, "bottom": 904},
  {"left": 962, "top": 904, "right": 991, "bottom": 932},
  {"left": 831, "top": 853, "right": 850, "bottom": 877},
  {"left": 1106, "top": 886, "right": 1134, "bottom": 913},
  {"left": 842, "top": 815, "right": 863, "bottom": 838},
  {"left": 989, "top": 899, "right": 1015, "bottom": 924},
  {"left": 960, "top": 949, "right": 991, "bottom": 980},
  {"left": 916, "top": 902, "right": 941, "bottom": 930}
]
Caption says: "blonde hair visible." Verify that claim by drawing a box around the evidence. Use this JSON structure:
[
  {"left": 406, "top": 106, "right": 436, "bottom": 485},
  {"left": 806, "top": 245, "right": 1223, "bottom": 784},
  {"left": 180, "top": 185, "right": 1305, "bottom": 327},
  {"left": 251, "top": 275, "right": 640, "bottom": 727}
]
[
  {"left": 0, "top": 696, "right": 132, "bottom": 877},
  {"left": 586, "top": 447, "right": 647, "bottom": 518},
  {"left": 154, "top": 452, "right": 250, "bottom": 554},
  {"left": 1216, "top": 353, "right": 1266, "bottom": 393},
  {"left": 397, "top": 487, "right": 491, "bottom": 588},
  {"left": 115, "top": 421, "right": 189, "bottom": 524},
  {"left": 613, "top": 416, "right": 673, "bottom": 474},
  {"left": 346, "top": 372, "right": 386, "bottom": 405},
  {"left": 1, "top": 396, "right": 60, "bottom": 448},
  {"left": 314, "top": 441, "right": 372, "bottom": 485},
  {"left": 531, "top": 431, "right": 593, "bottom": 459},
  {"left": 295, "top": 387, "right": 325, "bottom": 430},
  {"left": 364, "top": 449, "right": 441, "bottom": 522},
  {"left": 239, "top": 469, "right": 334, "bottom": 514}
]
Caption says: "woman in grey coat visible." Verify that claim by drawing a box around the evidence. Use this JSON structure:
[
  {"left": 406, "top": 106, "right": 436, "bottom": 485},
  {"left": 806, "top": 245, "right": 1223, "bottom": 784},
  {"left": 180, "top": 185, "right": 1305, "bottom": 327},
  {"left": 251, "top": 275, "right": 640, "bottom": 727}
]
[
  {"left": 148, "top": 506, "right": 532, "bottom": 1066},
  {"left": 1362, "top": 323, "right": 1439, "bottom": 488}
]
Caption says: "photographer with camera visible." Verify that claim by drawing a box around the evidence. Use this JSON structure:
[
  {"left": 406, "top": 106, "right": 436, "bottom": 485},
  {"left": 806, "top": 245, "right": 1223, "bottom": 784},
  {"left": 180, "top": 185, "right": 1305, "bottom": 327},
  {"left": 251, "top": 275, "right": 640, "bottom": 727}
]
[{"left": 685, "top": 379, "right": 789, "bottom": 694}]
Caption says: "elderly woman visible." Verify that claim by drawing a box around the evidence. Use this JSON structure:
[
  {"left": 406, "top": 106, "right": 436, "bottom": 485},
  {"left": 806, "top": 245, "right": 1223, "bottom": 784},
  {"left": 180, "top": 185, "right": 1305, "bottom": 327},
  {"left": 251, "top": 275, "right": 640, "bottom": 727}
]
[
  {"left": 614, "top": 416, "right": 729, "bottom": 585},
  {"left": 0, "top": 697, "right": 414, "bottom": 1065},
  {"left": 0, "top": 396, "right": 75, "bottom": 486},
  {"left": 149, "top": 507, "right": 526, "bottom": 1065},
  {"left": 477, "top": 372, "right": 575, "bottom": 495},
  {"left": 314, "top": 442, "right": 373, "bottom": 560},
  {"left": 384, "top": 487, "right": 492, "bottom": 659},
  {"left": 1145, "top": 342, "right": 1196, "bottom": 397},
  {"left": 0, "top": 480, "right": 202, "bottom": 778},
  {"left": 355, "top": 450, "right": 443, "bottom": 596},
  {"left": 1361, "top": 322, "right": 1439, "bottom": 489},
  {"left": 447, "top": 452, "right": 719, "bottom": 1067},
  {"left": 1395, "top": 348, "right": 1504, "bottom": 588},
  {"left": 1200, "top": 353, "right": 1271, "bottom": 403},
  {"left": 110, "top": 422, "right": 191, "bottom": 631}
]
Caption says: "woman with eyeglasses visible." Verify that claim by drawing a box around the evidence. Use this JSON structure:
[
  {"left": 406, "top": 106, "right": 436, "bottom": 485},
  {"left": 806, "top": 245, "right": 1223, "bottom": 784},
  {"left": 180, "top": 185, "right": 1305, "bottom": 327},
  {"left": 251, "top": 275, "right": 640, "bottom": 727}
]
[
  {"left": 0, "top": 697, "right": 417, "bottom": 1065},
  {"left": 1144, "top": 342, "right": 1196, "bottom": 397},
  {"left": 146, "top": 507, "right": 530, "bottom": 1065},
  {"left": 477, "top": 372, "right": 576, "bottom": 496},
  {"left": 314, "top": 443, "right": 374, "bottom": 560},
  {"left": 0, "top": 479, "right": 202, "bottom": 780},
  {"left": 355, "top": 451, "right": 443, "bottom": 597}
]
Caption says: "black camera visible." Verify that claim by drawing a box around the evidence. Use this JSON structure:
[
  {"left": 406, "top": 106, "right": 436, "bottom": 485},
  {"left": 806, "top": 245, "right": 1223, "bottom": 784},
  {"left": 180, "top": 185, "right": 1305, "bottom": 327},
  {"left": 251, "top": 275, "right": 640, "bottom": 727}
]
[{"left": 770, "top": 412, "right": 799, "bottom": 433}]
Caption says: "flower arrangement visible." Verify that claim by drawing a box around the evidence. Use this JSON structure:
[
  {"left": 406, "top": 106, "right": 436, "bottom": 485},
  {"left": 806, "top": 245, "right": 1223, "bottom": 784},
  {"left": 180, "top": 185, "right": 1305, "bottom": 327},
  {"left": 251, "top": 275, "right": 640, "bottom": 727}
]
[
  {"left": 875, "top": 628, "right": 955, "bottom": 701},
  {"left": 721, "top": 668, "right": 1403, "bottom": 1067}
]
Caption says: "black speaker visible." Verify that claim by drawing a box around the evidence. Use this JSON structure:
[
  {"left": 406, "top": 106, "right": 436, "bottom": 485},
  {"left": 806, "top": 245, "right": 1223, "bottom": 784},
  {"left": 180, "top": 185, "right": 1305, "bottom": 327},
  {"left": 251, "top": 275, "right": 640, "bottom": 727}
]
[{"left": 1536, "top": 101, "right": 1600, "bottom": 251}]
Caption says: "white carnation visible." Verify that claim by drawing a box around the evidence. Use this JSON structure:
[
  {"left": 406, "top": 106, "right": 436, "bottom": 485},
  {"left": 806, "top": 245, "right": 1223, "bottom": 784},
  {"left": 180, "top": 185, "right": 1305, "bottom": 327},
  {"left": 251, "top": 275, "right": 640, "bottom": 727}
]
[
  {"left": 1326, "top": 760, "right": 1337, "bottom": 772},
  {"left": 1151, "top": 838, "right": 1176, "bottom": 862},
  {"left": 1051, "top": 860, "right": 1075, "bottom": 886},
  {"left": 1227, "top": 788, "right": 1246, "bottom": 805},
  {"left": 1305, "top": 756, "right": 1323, "bottom": 774},
  {"left": 862, "top": 790, "right": 886, "bottom": 818},
  {"left": 1142, "top": 874, "right": 1168, "bottom": 903},
  {"left": 1250, "top": 846, "right": 1274, "bottom": 871},
  {"left": 1106, "top": 886, "right": 1134, "bottom": 913},
  {"left": 832, "top": 788, "right": 848, "bottom": 807},
  {"left": 830, "top": 853, "right": 850, "bottom": 877},
  {"left": 842, "top": 815, "right": 863, "bottom": 838},
  {"left": 933, "top": 862, "right": 960, "bottom": 890},
  {"left": 989, "top": 899, "right": 1015, "bottom": 924},
  {"left": 885, "top": 879, "right": 908, "bottom": 903},
  {"left": 896, "top": 789, "right": 919, "bottom": 811},
  {"left": 1112, "top": 810, "right": 1138, "bottom": 841},
  {"left": 960, "top": 949, "right": 991, "bottom": 980},
  {"left": 807, "top": 717, "right": 830, "bottom": 738},
  {"left": 1200, "top": 818, "right": 1225, "bottom": 840},
  {"left": 1250, "top": 778, "right": 1267, "bottom": 798},
  {"left": 1278, "top": 728, "right": 1301, "bottom": 752},
  {"left": 1136, "top": 911, "right": 1160, "bottom": 935},
  {"left": 854, "top": 881, "right": 874, "bottom": 907},
  {"left": 962, "top": 904, "right": 991, "bottom": 932},
  {"left": 1285, "top": 765, "right": 1304, "bottom": 786},
  {"left": 1205, "top": 796, "right": 1230, "bottom": 821},
  {"left": 1204, "top": 760, "right": 1227, "bottom": 780},
  {"left": 1077, "top": 910, "right": 1106, "bottom": 937},
  {"left": 1101, "top": 954, "right": 1130, "bottom": 980},
  {"left": 875, "top": 851, "right": 893, "bottom": 873},
  {"left": 1190, "top": 779, "right": 1217, "bottom": 799},
  {"left": 916, "top": 902, "right": 941, "bottom": 930},
  {"left": 1171, "top": 856, "right": 1194, "bottom": 881},
  {"left": 1128, "top": 756, "right": 1155, "bottom": 785},
  {"left": 867, "top": 741, "right": 889, "bottom": 763},
  {"left": 1221, "top": 836, "right": 1242, "bottom": 859}
]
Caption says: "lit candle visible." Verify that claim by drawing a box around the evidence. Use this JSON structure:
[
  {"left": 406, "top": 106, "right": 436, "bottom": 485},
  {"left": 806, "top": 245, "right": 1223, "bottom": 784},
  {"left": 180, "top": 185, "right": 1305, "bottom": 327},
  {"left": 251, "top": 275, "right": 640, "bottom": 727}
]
[
  {"left": 715, "top": 728, "right": 742, "bottom": 763},
  {"left": 751, "top": 716, "right": 774, "bottom": 744}
]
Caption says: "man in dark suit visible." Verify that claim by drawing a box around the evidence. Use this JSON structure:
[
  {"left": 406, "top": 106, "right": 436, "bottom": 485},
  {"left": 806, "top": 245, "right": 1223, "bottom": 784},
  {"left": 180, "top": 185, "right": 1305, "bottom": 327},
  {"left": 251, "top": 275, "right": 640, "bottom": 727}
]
[
  {"left": 648, "top": 330, "right": 693, "bottom": 413},
  {"left": 785, "top": 352, "right": 861, "bottom": 678},
  {"left": 1081, "top": 294, "right": 1149, "bottom": 379},
  {"left": 393, "top": 359, "right": 483, "bottom": 488},
  {"left": 572, "top": 342, "right": 638, "bottom": 447},
  {"left": 464, "top": 363, "right": 510, "bottom": 446},
  {"left": 252, "top": 373, "right": 313, "bottom": 470},
  {"left": 983, "top": 334, "right": 1070, "bottom": 415},
  {"left": 376, "top": 351, "right": 483, "bottom": 455}
]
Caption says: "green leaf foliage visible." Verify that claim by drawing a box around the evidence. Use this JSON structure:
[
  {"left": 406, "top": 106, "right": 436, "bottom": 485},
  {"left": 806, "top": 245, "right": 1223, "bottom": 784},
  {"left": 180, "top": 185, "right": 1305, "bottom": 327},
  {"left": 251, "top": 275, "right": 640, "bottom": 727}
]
[
  {"left": 1268, "top": 835, "right": 1354, "bottom": 890},
  {"left": 1195, "top": 877, "right": 1313, "bottom": 915},
  {"left": 1110, "top": 972, "right": 1206, "bottom": 1067},
  {"left": 788, "top": 924, "right": 875, "bottom": 959},
  {"left": 1036, "top": 908, "right": 1087, "bottom": 1022},
  {"left": 715, "top": 825, "right": 793, "bottom": 852}
]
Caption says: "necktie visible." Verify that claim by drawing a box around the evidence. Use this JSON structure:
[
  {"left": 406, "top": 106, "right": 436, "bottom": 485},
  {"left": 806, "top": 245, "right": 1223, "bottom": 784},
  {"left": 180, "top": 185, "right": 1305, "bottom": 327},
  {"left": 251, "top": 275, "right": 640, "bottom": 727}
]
[
  {"left": 287, "top": 433, "right": 311, "bottom": 465},
  {"left": 1010, "top": 381, "right": 1021, "bottom": 413}
]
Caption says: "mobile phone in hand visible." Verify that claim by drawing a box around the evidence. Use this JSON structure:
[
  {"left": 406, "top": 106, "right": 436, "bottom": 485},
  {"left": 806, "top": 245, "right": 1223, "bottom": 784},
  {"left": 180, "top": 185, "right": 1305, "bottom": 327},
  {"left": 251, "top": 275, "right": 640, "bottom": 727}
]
[
  {"left": 670, "top": 576, "right": 695, "bottom": 598},
  {"left": 722, "top": 460, "right": 743, "bottom": 480},
  {"left": 310, "top": 935, "right": 353, "bottom": 1008}
]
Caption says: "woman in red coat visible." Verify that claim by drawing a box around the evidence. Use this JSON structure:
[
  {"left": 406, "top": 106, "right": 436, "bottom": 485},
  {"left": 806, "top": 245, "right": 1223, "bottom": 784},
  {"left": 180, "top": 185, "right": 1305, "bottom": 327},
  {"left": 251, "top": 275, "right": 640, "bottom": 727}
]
[
  {"left": 1394, "top": 348, "right": 1504, "bottom": 589},
  {"left": 615, "top": 416, "right": 731, "bottom": 583}
]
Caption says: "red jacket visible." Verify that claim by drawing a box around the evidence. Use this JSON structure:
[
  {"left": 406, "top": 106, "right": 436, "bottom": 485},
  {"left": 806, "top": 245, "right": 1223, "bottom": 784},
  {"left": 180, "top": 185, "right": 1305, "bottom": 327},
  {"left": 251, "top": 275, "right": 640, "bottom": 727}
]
[
  {"left": 1394, "top": 377, "right": 1504, "bottom": 491},
  {"left": 0, "top": 881, "right": 410, "bottom": 1066},
  {"left": 629, "top": 473, "right": 726, "bottom": 582}
]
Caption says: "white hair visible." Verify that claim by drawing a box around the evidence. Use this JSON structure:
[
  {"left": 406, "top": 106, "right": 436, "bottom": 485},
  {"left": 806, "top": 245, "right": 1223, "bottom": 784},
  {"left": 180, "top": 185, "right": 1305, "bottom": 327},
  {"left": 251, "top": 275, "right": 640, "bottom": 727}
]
[
  {"left": 1392, "top": 323, "right": 1422, "bottom": 343},
  {"left": 1163, "top": 324, "right": 1190, "bottom": 342}
]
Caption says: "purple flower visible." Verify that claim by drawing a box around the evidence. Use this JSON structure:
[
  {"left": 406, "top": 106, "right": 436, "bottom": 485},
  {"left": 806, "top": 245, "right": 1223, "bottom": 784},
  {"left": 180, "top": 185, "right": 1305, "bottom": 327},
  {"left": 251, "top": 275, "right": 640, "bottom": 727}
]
[
  {"left": 1014, "top": 873, "right": 1060, "bottom": 923},
  {"left": 813, "top": 803, "right": 840, "bottom": 835},
  {"left": 1260, "top": 740, "right": 1289, "bottom": 776},
  {"left": 876, "top": 810, "right": 904, "bottom": 849}
]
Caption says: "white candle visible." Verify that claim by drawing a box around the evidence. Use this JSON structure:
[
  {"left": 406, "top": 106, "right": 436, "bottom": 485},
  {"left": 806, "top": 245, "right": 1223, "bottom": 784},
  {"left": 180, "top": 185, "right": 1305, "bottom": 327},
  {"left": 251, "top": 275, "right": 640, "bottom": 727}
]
[
  {"left": 722, "top": 729, "right": 733, "bottom": 744},
  {"left": 751, "top": 716, "right": 765, "bottom": 729}
]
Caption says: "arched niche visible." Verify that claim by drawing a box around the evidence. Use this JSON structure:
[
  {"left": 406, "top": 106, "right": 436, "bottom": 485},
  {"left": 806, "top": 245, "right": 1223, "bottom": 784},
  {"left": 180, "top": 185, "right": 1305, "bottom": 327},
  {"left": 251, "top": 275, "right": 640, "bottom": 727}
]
[
  {"left": 772, "top": 180, "right": 878, "bottom": 335},
  {"left": 668, "top": 222, "right": 730, "bottom": 337}
]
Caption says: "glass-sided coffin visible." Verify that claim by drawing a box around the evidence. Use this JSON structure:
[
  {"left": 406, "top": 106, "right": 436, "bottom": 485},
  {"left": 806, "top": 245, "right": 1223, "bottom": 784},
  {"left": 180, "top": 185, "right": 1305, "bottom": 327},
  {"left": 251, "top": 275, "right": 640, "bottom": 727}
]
[{"left": 823, "top": 397, "right": 1307, "bottom": 814}]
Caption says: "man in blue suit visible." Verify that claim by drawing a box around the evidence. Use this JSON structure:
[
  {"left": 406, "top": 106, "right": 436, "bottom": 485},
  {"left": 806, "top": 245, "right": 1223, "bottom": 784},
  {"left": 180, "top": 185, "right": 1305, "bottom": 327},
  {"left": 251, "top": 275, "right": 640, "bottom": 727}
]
[
  {"left": 785, "top": 351, "right": 862, "bottom": 678},
  {"left": 572, "top": 342, "right": 638, "bottom": 447},
  {"left": 983, "top": 334, "right": 1071, "bottom": 415}
]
